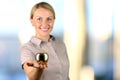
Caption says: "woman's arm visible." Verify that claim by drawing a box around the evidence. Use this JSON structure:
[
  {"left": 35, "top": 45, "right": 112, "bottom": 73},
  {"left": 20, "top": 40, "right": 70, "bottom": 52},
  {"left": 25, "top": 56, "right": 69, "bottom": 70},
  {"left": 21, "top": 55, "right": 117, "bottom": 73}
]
[{"left": 23, "top": 61, "right": 47, "bottom": 80}]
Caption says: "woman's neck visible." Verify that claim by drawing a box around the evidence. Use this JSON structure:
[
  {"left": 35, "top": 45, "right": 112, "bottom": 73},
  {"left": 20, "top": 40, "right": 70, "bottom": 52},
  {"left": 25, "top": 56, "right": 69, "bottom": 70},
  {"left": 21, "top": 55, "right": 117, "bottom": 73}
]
[{"left": 36, "top": 35, "right": 50, "bottom": 41}]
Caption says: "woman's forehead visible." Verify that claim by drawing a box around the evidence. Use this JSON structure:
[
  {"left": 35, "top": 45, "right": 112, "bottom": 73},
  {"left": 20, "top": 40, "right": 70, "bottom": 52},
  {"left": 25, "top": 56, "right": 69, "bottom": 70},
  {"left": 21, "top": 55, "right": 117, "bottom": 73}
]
[
  {"left": 33, "top": 8, "right": 54, "bottom": 16},
  {"left": 35, "top": 8, "right": 52, "bottom": 13}
]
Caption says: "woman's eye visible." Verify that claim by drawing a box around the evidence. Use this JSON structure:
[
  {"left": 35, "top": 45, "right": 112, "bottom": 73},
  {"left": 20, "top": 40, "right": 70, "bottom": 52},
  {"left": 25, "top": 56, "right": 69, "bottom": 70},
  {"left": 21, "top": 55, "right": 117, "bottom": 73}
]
[
  {"left": 47, "top": 18, "right": 52, "bottom": 22},
  {"left": 37, "top": 18, "right": 42, "bottom": 21}
]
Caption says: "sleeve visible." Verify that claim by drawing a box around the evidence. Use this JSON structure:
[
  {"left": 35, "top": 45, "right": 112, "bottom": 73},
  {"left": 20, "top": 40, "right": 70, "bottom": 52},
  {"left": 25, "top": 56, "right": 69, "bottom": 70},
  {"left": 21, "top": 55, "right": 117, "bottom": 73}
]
[{"left": 20, "top": 45, "right": 35, "bottom": 66}]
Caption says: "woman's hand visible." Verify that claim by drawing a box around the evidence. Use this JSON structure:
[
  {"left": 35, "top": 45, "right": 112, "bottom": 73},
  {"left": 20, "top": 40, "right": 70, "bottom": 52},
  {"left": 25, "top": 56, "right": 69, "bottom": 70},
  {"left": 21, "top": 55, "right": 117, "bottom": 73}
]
[{"left": 23, "top": 61, "right": 47, "bottom": 80}]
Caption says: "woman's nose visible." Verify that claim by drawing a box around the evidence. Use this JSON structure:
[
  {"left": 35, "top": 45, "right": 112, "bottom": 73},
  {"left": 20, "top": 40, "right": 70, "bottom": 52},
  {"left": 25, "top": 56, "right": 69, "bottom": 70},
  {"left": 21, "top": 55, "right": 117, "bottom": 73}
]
[{"left": 41, "top": 20, "right": 48, "bottom": 27}]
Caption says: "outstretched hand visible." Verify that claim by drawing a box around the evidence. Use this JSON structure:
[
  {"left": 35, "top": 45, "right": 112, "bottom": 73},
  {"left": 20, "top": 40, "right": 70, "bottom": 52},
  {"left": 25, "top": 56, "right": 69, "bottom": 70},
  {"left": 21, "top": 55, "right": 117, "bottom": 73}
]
[
  {"left": 26, "top": 61, "right": 47, "bottom": 69},
  {"left": 23, "top": 61, "right": 47, "bottom": 80}
]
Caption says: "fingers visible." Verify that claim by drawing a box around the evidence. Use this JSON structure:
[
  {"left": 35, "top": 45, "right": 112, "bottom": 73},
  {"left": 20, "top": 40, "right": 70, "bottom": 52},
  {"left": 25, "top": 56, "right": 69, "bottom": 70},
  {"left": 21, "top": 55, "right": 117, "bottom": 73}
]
[
  {"left": 38, "top": 61, "right": 48, "bottom": 69},
  {"left": 24, "top": 61, "right": 47, "bottom": 69},
  {"left": 26, "top": 62, "right": 34, "bottom": 66},
  {"left": 23, "top": 61, "right": 34, "bottom": 69}
]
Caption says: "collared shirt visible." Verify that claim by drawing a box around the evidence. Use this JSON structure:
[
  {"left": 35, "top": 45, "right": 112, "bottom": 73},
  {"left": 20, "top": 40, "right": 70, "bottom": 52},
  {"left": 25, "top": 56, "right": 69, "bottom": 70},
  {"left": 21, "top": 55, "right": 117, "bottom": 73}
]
[{"left": 20, "top": 35, "right": 69, "bottom": 80}]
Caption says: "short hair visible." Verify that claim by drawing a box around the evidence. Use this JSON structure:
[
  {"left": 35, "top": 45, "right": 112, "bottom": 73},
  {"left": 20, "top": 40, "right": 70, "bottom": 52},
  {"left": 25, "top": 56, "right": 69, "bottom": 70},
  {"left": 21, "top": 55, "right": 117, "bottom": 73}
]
[{"left": 30, "top": 2, "right": 55, "bottom": 19}]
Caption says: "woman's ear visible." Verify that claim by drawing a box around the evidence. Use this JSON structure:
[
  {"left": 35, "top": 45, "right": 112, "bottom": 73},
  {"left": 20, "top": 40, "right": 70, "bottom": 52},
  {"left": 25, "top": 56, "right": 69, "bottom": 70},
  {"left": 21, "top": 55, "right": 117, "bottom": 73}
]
[{"left": 30, "top": 19, "right": 34, "bottom": 26}]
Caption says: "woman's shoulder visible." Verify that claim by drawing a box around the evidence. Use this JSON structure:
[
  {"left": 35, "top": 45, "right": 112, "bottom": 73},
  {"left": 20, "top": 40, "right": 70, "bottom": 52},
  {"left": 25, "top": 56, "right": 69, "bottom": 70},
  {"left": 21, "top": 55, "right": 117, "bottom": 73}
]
[
  {"left": 55, "top": 40, "right": 65, "bottom": 45},
  {"left": 53, "top": 38, "right": 66, "bottom": 48},
  {"left": 21, "top": 40, "right": 34, "bottom": 50}
]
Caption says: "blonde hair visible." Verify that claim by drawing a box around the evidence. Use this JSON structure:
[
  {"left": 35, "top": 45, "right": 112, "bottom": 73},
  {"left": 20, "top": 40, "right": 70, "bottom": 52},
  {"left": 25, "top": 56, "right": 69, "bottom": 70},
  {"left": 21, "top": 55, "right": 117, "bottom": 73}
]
[{"left": 30, "top": 2, "right": 55, "bottom": 19}]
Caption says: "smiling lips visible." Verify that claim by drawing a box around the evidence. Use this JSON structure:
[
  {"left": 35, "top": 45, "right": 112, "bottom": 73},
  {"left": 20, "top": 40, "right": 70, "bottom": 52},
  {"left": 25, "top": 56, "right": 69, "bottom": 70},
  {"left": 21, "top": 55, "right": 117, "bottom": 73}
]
[{"left": 40, "top": 27, "right": 50, "bottom": 32}]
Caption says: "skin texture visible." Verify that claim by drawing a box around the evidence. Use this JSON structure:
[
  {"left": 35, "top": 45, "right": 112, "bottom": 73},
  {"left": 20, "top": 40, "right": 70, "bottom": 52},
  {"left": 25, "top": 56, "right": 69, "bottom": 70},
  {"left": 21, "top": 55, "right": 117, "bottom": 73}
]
[{"left": 23, "top": 8, "right": 55, "bottom": 80}]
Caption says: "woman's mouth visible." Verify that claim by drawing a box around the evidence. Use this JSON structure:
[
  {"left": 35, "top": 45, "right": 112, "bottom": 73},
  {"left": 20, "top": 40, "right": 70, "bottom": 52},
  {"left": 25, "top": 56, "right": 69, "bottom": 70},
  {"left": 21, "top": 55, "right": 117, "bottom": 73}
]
[{"left": 40, "top": 27, "right": 49, "bottom": 32}]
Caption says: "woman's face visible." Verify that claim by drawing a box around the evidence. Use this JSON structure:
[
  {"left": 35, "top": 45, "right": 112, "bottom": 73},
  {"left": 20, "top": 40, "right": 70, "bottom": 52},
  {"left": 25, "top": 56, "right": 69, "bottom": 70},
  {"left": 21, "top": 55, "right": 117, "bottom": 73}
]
[{"left": 31, "top": 8, "right": 55, "bottom": 39}]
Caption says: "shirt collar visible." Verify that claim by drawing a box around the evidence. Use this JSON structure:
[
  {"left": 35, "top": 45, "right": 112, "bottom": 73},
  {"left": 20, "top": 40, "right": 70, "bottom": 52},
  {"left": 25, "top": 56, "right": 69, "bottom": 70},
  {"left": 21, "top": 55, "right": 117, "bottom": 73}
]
[
  {"left": 30, "top": 35, "right": 56, "bottom": 46},
  {"left": 49, "top": 35, "right": 56, "bottom": 41}
]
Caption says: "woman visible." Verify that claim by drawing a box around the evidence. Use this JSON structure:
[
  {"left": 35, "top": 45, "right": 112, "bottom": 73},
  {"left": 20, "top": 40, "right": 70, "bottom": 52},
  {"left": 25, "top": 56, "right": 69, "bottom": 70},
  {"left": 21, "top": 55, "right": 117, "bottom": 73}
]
[{"left": 20, "top": 2, "right": 70, "bottom": 80}]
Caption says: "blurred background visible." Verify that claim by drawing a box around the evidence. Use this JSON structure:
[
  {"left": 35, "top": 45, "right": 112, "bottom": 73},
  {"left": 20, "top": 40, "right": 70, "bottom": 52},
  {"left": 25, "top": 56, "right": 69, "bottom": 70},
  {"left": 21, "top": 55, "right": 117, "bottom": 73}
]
[{"left": 0, "top": 0, "right": 118, "bottom": 80}]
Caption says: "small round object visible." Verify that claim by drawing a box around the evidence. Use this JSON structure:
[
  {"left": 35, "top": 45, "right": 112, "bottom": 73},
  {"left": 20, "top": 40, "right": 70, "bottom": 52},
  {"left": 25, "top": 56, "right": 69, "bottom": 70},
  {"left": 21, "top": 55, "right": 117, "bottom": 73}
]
[{"left": 35, "top": 52, "right": 49, "bottom": 63}]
